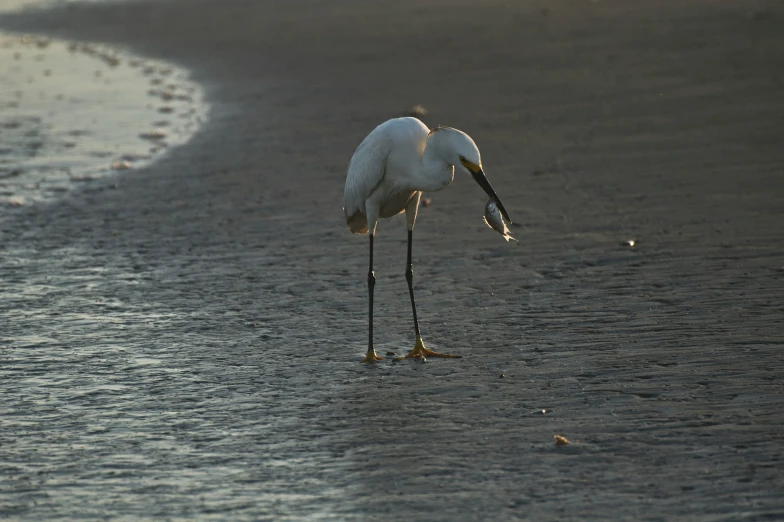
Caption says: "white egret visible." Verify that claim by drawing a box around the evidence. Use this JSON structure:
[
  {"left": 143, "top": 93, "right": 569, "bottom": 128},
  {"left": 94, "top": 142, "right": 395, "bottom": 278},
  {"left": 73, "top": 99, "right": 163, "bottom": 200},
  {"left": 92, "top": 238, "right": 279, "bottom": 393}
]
[{"left": 343, "top": 117, "right": 511, "bottom": 363}]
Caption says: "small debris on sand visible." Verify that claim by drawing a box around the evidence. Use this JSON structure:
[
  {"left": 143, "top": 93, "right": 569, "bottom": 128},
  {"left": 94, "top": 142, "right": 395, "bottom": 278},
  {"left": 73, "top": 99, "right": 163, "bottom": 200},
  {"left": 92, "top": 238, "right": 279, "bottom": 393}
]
[
  {"left": 404, "top": 104, "right": 427, "bottom": 117},
  {"left": 554, "top": 435, "right": 569, "bottom": 445},
  {"left": 421, "top": 198, "right": 432, "bottom": 207},
  {"left": 111, "top": 160, "right": 133, "bottom": 170},
  {"left": 3, "top": 197, "right": 25, "bottom": 207},
  {"left": 139, "top": 129, "right": 167, "bottom": 140},
  {"left": 102, "top": 55, "right": 121, "bottom": 67}
]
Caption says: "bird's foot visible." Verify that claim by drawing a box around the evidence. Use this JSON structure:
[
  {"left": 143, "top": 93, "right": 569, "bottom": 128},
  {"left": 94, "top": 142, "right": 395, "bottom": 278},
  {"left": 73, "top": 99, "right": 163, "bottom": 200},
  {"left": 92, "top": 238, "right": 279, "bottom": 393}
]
[
  {"left": 395, "top": 336, "right": 462, "bottom": 361},
  {"left": 361, "top": 350, "right": 385, "bottom": 363}
]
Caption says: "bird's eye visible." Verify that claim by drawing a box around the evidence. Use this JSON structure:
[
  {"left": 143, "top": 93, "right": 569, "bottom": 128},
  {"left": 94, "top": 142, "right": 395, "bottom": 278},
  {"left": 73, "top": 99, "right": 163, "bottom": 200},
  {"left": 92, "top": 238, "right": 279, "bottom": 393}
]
[{"left": 459, "top": 155, "right": 466, "bottom": 162}]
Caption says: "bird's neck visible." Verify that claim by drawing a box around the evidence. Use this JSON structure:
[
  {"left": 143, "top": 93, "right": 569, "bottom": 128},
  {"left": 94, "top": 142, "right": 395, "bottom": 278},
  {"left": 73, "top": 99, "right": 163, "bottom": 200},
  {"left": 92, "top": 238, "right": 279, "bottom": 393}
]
[{"left": 418, "top": 139, "right": 455, "bottom": 192}]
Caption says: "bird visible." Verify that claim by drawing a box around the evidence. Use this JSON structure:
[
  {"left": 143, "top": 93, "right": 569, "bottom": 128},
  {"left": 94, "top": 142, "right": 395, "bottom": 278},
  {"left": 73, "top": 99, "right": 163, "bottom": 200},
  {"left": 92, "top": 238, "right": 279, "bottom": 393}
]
[{"left": 343, "top": 117, "right": 511, "bottom": 363}]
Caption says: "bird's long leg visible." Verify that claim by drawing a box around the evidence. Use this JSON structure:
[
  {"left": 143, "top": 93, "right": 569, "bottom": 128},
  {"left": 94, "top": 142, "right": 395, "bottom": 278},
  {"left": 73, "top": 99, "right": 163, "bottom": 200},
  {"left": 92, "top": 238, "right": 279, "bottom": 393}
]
[
  {"left": 362, "top": 233, "right": 384, "bottom": 363},
  {"left": 405, "top": 229, "right": 421, "bottom": 338},
  {"left": 397, "top": 230, "right": 461, "bottom": 361}
]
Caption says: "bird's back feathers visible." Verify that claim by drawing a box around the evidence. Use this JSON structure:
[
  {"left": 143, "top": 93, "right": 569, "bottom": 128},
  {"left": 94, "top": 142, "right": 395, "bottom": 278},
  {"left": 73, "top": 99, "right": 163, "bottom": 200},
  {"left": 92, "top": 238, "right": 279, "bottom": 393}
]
[{"left": 343, "top": 118, "right": 429, "bottom": 233}]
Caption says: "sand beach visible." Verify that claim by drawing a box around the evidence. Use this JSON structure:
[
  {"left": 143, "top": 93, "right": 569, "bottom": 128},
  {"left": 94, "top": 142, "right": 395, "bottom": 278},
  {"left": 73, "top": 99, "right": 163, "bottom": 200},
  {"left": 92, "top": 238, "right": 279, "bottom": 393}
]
[{"left": 1, "top": 0, "right": 783, "bottom": 519}]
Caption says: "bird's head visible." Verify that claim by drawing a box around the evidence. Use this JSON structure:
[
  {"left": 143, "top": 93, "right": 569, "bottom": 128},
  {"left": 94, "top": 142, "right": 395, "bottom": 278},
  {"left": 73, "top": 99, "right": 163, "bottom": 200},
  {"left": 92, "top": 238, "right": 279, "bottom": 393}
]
[{"left": 429, "top": 126, "right": 512, "bottom": 223}]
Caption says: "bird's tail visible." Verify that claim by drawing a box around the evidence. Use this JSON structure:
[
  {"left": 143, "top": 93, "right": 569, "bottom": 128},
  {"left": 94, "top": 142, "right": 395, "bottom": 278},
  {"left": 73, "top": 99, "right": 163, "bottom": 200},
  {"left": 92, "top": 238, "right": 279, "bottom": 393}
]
[{"left": 345, "top": 209, "right": 369, "bottom": 235}]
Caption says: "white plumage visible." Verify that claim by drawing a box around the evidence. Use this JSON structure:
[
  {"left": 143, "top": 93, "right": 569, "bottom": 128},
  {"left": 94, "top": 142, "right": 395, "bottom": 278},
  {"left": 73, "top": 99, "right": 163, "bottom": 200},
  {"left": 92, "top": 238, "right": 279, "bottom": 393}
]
[
  {"left": 344, "top": 118, "right": 426, "bottom": 234},
  {"left": 343, "top": 117, "right": 511, "bottom": 363},
  {"left": 344, "top": 117, "right": 510, "bottom": 235}
]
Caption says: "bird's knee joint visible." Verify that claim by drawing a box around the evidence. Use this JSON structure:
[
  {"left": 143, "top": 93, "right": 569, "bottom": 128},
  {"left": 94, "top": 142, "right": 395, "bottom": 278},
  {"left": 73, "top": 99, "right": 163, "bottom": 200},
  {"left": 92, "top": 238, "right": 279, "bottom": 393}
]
[
  {"left": 368, "top": 270, "right": 376, "bottom": 285},
  {"left": 405, "top": 268, "right": 413, "bottom": 282}
]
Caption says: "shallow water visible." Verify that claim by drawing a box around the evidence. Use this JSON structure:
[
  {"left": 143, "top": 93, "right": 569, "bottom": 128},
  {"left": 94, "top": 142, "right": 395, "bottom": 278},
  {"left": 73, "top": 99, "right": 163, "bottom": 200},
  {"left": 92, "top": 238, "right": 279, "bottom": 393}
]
[{"left": 0, "top": 29, "right": 206, "bottom": 207}]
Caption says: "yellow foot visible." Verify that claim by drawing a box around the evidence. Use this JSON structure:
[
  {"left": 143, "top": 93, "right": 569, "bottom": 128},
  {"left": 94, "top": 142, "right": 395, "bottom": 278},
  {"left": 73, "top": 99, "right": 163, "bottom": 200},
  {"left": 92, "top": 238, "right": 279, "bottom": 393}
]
[
  {"left": 395, "top": 336, "right": 462, "bottom": 361},
  {"left": 361, "top": 350, "right": 385, "bottom": 363}
]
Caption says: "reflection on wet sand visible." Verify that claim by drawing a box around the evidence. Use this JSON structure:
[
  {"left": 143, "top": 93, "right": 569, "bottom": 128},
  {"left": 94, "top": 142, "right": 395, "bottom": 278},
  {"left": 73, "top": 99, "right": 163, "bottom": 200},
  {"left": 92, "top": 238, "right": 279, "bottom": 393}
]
[{"left": 0, "top": 32, "right": 206, "bottom": 207}]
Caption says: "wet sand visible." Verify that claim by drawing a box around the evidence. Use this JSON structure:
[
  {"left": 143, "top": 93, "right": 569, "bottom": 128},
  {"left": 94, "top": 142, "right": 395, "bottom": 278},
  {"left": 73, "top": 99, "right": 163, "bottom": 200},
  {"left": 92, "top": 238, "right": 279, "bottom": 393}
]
[
  {"left": 1, "top": 0, "right": 783, "bottom": 519},
  {"left": 0, "top": 30, "right": 205, "bottom": 207}
]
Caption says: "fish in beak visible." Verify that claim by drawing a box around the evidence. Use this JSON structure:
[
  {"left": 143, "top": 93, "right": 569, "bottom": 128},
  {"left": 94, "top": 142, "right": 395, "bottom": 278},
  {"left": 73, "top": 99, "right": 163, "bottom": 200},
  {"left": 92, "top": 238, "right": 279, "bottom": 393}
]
[
  {"left": 484, "top": 199, "right": 516, "bottom": 242},
  {"left": 461, "top": 158, "right": 511, "bottom": 223}
]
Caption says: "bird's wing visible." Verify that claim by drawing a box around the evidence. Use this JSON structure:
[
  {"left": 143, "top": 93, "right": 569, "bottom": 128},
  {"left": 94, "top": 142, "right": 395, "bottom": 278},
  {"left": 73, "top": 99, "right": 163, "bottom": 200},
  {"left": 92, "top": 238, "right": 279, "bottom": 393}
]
[{"left": 343, "top": 129, "right": 394, "bottom": 222}]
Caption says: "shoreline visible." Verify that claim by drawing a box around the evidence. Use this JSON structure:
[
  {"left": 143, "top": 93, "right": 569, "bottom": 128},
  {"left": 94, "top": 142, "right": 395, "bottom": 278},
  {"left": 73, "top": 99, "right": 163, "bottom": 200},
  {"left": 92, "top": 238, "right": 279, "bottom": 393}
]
[
  {"left": 1, "top": 0, "right": 783, "bottom": 519},
  {"left": 0, "top": 27, "right": 207, "bottom": 208}
]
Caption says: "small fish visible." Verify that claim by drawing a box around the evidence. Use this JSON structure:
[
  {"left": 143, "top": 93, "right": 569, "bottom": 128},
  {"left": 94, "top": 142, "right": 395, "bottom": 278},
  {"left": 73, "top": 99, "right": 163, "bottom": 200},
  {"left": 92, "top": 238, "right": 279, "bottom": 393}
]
[{"left": 484, "top": 199, "right": 516, "bottom": 242}]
